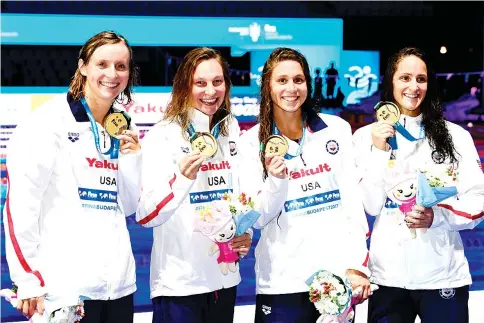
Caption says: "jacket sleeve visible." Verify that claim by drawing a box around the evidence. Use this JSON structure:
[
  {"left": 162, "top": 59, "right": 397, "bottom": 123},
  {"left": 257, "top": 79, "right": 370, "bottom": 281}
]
[
  {"left": 3, "top": 114, "right": 56, "bottom": 299},
  {"left": 338, "top": 122, "right": 371, "bottom": 277},
  {"left": 353, "top": 126, "right": 389, "bottom": 216},
  {"left": 136, "top": 126, "right": 195, "bottom": 227},
  {"left": 117, "top": 124, "right": 142, "bottom": 217},
  {"left": 238, "top": 128, "right": 289, "bottom": 230},
  {"left": 431, "top": 129, "right": 484, "bottom": 231}
]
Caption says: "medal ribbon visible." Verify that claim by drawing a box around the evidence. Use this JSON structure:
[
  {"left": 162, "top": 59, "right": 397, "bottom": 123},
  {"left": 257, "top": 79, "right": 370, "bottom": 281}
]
[
  {"left": 272, "top": 119, "right": 306, "bottom": 160},
  {"left": 186, "top": 114, "right": 229, "bottom": 140},
  {"left": 80, "top": 97, "right": 119, "bottom": 159},
  {"left": 388, "top": 123, "right": 425, "bottom": 150}
]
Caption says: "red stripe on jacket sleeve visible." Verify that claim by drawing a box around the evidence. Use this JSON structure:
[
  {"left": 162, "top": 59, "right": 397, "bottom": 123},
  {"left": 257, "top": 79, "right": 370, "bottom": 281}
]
[
  {"left": 137, "top": 173, "right": 177, "bottom": 225},
  {"left": 5, "top": 170, "right": 45, "bottom": 287},
  {"left": 362, "top": 251, "right": 370, "bottom": 267},
  {"left": 437, "top": 203, "right": 484, "bottom": 220}
]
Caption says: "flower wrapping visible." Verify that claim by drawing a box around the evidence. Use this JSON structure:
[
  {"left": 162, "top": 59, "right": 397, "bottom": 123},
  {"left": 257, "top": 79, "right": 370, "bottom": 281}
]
[
  {"left": 306, "top": 270, "right": 352, "bottom": 317},
  {"left": 221, "top": 192, "right": 260, "bottom": 236},
  {"left": 306, "top": 270, "right": 379, "bottom": 323},
  {"left": 418, "top": 164, "right": 458, "bottom": 207}
]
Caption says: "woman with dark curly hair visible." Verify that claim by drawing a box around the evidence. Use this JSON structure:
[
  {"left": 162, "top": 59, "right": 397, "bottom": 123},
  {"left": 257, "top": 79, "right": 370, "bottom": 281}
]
[
  {"left": 239, "top": 47, "right": 372, "bottom": 323},
  {"left": 354, "top": 47, "right": 484, "bottom": 323}
]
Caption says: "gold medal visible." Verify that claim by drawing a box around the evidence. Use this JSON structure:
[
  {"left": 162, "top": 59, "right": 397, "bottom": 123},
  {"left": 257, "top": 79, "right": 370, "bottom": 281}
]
[
  {"left": 191, "top": 132, "right": 218, "bottom": 158},
  {"left": 265, "top": 135, "right": 289, "bottom": 157},
  {"left": 374, "top": 101, "right": 401, "bottom": 125},
  {"left": 104, "top": 112, "right": 129, "bottom": 137}
]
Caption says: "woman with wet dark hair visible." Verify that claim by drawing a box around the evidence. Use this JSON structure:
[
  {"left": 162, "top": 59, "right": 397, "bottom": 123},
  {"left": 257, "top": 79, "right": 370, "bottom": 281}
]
[
  {"left": 354, "top": 47, "right": 484, "bottom": 323},
  {"left": 240, "top": 47, "right": 372, "bottom": 323}
]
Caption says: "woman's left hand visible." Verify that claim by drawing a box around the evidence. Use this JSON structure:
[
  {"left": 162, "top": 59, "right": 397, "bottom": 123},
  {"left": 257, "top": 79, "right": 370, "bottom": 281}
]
[
  {"left": 116, "top": 130, "right": 140, "bottom": 154},
  {"left": 230, "top": 233, "right": 252, "bottom": 257},
  {"left": 346, "top": 269, "right": 371, "bottom": 305}
]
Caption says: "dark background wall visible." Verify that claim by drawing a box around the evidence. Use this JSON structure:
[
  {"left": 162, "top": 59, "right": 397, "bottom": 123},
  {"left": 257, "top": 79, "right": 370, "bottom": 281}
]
[{"left": 2, "top": 1, "right": 483, "bottom": 73}]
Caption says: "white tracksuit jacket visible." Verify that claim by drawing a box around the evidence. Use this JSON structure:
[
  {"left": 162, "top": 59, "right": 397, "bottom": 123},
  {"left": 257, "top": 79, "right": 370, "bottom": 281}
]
[
  {"left": 136, "top": 109, "right": 286, "bottom": 298},
  {"left": 4, "top": 94, "right": 141, "bottom": 301},
  {"left": 239, "top": 112, "right": 370, "bottom": 295},
  {"left": 354, "top": 113, "right": 484, "bottom": 289}
]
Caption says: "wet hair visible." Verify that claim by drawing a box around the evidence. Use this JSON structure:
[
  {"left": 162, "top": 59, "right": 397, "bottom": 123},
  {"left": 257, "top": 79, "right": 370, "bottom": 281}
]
[
  {"left": 258, "top": 47, "right": 314, "bottom": 180},
  {"left": 69, "top": 31, "right": 138, "bottom": 104},
  {"left": 162, "top": 47, "right": 232, "bottom": 139},
  {"left": 382, "top": 47, "right": 459, "bottom": 164}
]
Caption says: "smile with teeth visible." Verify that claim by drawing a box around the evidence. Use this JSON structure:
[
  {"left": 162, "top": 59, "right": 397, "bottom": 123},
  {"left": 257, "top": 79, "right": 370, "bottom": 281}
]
[
  {"left": 282, "top": 96, "right": 298, "bottom": 102},
  {"left": 100, "top": 81, "right": 119, "bottom": 88},
  {"left": 200, "top": 98, "right": 218, "bottom": 105},
  {"left": 404, "top": 93, "right": 418, "bottom": 99}
]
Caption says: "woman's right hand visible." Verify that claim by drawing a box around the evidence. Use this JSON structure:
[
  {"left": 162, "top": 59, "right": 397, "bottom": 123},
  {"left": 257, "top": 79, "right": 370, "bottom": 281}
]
[
  {"left": 265, "top": 153, "right": 287, "bottom": 179},
  {"left": 371, "top": 120, "right": 395, "bottom": 151},
  {"left": 178, "top": 152, "right": 206, "bottom": 180},
  {"left": 16, "top": 296, "right": 44, "bottom": 318}
]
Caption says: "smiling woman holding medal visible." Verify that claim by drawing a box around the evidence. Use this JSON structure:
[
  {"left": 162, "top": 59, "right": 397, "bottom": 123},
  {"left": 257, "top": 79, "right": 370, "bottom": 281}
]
[
  {"left": 136, "top": 47, "right": 260, "bottom": 323},
  {"left": 354, "top": 47, "right": 484, "bottom": 323},
  {"left": 239, "top": 48, "right": 372, "bottom": 323},
  {"left": 4, "top": 31, "right": 141, "bottom": 323}
]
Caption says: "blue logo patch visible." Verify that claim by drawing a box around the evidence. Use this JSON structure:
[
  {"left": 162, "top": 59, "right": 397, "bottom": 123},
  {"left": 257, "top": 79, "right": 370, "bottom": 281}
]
[
  {"left": 284, "top": 189, "right": 340, "bottom": 212},
  {"left": 189, "top": 189, "right": 233, "bottom": 204},
  {"left": 78, "top": 187, "right": 117, "bottom": 203}
]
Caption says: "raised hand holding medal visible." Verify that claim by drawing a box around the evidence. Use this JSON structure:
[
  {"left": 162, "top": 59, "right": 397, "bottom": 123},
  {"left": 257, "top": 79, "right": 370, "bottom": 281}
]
[
  {"left": 104, "top": 112, "right": 140, "bottom": 155},
  {"left": 375, "top": 101, "right": 401, "bottom": 125},
  {"left": 264, "top": 135, "right": 289, "bottom": 157},
  {"left": 116, "top": 129, "right": 140, "bottom": 155},
  {"left": 179, "top": 117, "right": 225, "bottom": 180},
  {"left": 190, "top": 132, "right": 218, "bottom": 158},
  {"left": 263, "top": 135, "right": 289, "bottom": 179},
  {"left": 104, "top": 112, "right": 129, "bottom": 137},
  {"left": 371, "top": 101, "right": 398, "bottom": 151},
  {"left": 372, "top": 101, "right": 424, "bottom": 151}
]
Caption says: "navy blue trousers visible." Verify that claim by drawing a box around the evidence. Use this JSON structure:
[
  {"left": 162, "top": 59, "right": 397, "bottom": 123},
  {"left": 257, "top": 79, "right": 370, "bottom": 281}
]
[
  {"left": 254, "top": 292, "right": 320, "bottom": 323},
  {"left": 82, "top": 293, "right": 134, "bottom": 323},
  {"left": 152, "top": 286, "right": 237, "bottom": 323},
  {"left": 368, "top": 285, "right": 469, "bottom": 323}
]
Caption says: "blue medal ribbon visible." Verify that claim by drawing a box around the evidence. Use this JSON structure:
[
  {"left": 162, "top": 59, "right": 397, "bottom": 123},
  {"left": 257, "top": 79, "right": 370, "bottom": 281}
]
[
  {"left": 80, "top": 97, "right": 119, "bottom": 160},
  {"left": 272, "top": 120, "right": 306, "bottom": 160},
  {"left": 388, "top": 122, "right": 425, "bottom": 150},
  {"left": 186, "top": 119, "right": 222, "bottom": 140}
]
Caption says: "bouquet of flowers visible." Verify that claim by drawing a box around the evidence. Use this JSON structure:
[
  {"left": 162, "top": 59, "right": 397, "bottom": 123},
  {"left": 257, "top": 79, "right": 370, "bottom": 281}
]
[
  {"left": 384, "top": 161, "right": 459, "bottom": 239},
  {"left": 306, "top": 270, "right": 378, "bottom": 323},
  {"left": 419, "top": 164, "right": 459, "bottom": 203},
  {"left": 0, "top": 284, "right": 85, "bottom": 323},
  {"left": 195, "top": 192, "right": 260, "bottom": 275},
  {"left": 221, "top": 192, "right": 260, "bottom": 236}
]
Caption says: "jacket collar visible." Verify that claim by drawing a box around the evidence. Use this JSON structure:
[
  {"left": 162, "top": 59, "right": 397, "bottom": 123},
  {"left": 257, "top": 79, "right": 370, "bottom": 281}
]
[
  {"left": 306, "top": 109, "right": 328, "bottom": 133},
  {"left": 190, "top": 108, "right": 211, "bottom": 133},
  {"left": 67, "top": 93, "right": 89, "bottom": 122},
  {"left": 67, "top": 93, "right": 115, "bottom": 123}
]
